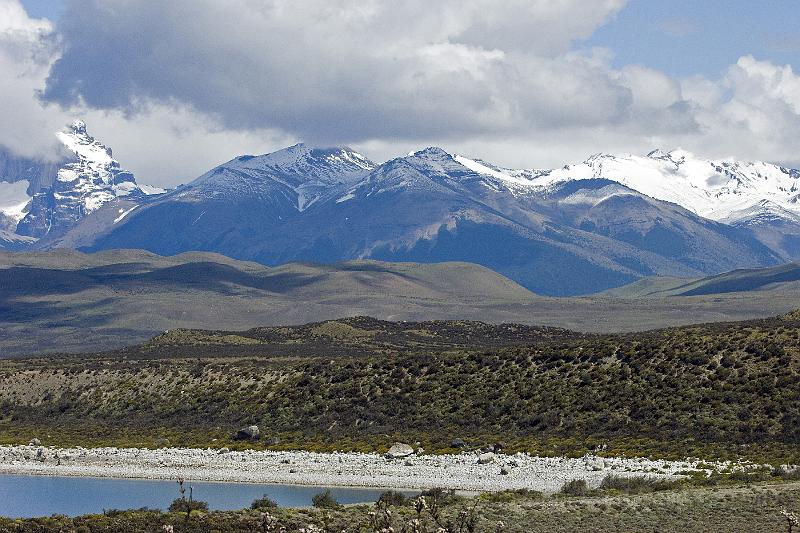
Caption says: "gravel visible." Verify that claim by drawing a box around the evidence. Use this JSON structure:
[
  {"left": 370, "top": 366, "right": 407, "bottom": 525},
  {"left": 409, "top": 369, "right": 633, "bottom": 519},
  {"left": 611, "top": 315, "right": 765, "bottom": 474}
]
[{"left": 0, "top": 445, "right": 728, "bottom": 493}]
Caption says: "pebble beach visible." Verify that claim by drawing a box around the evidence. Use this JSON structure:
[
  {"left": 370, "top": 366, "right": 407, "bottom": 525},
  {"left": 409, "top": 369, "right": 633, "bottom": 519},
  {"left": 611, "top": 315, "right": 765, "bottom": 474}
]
[{"left": 0, "top": 445, "right": 730, "bottom": 493}]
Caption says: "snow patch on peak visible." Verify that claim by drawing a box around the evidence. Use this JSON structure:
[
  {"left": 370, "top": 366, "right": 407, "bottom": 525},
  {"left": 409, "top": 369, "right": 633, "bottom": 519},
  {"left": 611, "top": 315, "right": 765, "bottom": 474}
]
[
  {"left": 454, "top": 155, "right": 537, "bottom": 187},
  {"left": 525, "top": 149, "right": 800, "bottom": 223},
  {"left": 185, "top": 143, "right": 376, "bottom": 212}
]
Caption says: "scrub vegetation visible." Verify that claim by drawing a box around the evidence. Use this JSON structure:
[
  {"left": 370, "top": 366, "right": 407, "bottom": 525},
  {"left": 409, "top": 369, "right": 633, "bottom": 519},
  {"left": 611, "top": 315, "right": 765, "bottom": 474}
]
[{"left": 0, "top": 313, "right": 798, "bottom": 464}]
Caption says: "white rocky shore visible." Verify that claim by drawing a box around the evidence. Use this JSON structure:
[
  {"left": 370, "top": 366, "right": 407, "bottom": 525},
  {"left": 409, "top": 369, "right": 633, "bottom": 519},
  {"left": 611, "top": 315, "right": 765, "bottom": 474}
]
[{"left": 0, "top": 445, "right": 737, "bottom": 493}]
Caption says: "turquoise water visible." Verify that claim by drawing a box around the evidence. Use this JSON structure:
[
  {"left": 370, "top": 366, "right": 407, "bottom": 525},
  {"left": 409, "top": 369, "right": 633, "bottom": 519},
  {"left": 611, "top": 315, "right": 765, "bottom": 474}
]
[{"left": 0, "top": 475, "right": 416, "bottom": 518}]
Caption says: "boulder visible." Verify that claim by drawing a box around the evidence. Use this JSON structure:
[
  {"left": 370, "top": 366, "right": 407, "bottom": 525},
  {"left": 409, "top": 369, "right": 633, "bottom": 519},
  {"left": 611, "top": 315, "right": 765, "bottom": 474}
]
[
  {"left": 386, "top": 443, "right": 415, "bottom": 459},
  {"left": 451, "top": 438, "right": 466, "bottom": 448},
  {"left": 29, "top": 438, "right": 41, "bottom": 446},
  {"left": 500, "top": 466, "right": 510, "bottom": 475},
  {"left": 233, "top": 425, "right": 260, "bottom": 440},
  {"left": 478, "top": 452, "right": 495, "bottom": 464}
]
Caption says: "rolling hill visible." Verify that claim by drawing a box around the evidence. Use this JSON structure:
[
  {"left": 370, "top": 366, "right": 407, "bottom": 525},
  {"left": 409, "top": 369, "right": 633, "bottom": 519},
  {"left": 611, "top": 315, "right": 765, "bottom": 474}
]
[
  {"left": 3, "top": 250, "right": 800, "bottom": 356},
  {"left": 604, "top": 261, "right": 800, "bottom": 297}
]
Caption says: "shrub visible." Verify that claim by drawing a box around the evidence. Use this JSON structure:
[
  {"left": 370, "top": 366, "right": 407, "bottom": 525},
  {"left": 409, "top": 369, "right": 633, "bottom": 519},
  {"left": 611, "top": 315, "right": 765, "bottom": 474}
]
[
  {"left": 560, "top": 479, "right": 590, "bottom": 496},
  {"left": 377, "top": 490, "right": 407, "bottom": 506},
  {"left": 773, "top": 467, "right": 800, "bottom": 481},
  {"left": 599, "top": 475, "right": 681, "bottom": 494},
  {"left": 311, "top": 490, "right": 341, "bottom": 509},
  {"left": 728, "top": 470, "right": 771, "bottom": 483},
  {"left": 251, "top": 495, "right": 279, "bottom": 509},
  {"left": 419, "top": 487, "right": 461, "bottom": 505},
  {"left": 168, "top": 498, "right": 208, "bottom": 513},
  {"left": 479, "top": 488, "right": 543, "bottom": 503},
  {"left": 102, "top": 507, "right": 155, "bottom": 517}
]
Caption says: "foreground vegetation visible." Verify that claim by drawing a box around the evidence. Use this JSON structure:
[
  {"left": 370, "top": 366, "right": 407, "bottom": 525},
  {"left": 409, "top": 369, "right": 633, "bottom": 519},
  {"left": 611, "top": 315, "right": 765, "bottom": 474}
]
[
  {"left": 1, "top": 479, "right": 799, "bottom": 532},
  {"left": 0, "top": 313, "right": 799, "bottom": 463}
]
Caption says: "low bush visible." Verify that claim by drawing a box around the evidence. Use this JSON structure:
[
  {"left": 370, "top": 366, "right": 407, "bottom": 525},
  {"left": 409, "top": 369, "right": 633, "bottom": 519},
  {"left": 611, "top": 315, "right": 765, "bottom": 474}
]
[
  {"left": 728, "top": 470, "right": 771, "bottom": 484},
  {"left": 312, "top": 490, "right": 341, "bottom": 509},
  {"left": 560, "top": 479, "right": 590, "bottom": 496},
  {"left": 377, "top": 490, "right": 407, "bottom": 506},
  {"left": 599, "top": 475, "right": 681, "bottom": 494},
  {"left": 102, "top": 507, "right": 155, "bottom": 517},
  {"left": 168, "top": 498, "right": 208, "bottom": 513},
  {"left": 251, "top": 495, "right": 278, "bottom": 509},
  {"left": 479, "top": 488, "right": 543, "bottom": 503},
  {"left": 773, "top": 466, "right": 800, "bottom": 481},
  {"left": 419, "top": 487, "right": 461, "bottom": 505}
]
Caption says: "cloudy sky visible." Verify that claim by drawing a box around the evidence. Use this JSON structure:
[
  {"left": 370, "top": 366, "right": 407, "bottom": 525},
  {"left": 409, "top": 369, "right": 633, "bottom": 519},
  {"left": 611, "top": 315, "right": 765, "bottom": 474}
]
[{"left": 3, "top": 0, "right": 799, "bottom": 187}]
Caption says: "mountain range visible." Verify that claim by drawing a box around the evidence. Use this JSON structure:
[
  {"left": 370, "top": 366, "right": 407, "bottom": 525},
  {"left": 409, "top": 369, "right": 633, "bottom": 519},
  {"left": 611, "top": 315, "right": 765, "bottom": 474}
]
[{"left": 1, "top": 121, "right": 799, "bottom": 295}]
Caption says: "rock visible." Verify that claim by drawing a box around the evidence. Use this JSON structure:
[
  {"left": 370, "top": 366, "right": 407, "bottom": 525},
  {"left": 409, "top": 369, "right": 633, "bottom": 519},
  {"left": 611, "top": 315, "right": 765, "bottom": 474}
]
[
  {"left": 584, "top": 457, "right": 605, "bottom": 471},
  {"left": 493, "top": 442, "right": 507, "bottom": 453},
  {"left": 404, "top": 459, "right": 415, "bottom": 466},
  {"left": 451, "top": 438, "right": 465, "bottom": 448},
  {"left": 386, "top": 443, "right": 415, "bottom": 459},
  {"left": 478, "top": 452, "right": 495, "bottom": 464},
  {"left": 153, "top": 437, "right": 170, "bottom": 448},
  {"left": 217, "top": 447, "right": 230, "bottom": 454},
  {"left": 269, "top": 436, "right": 281, "bottom": 445},
  {"left": 500, "top": 466, "right": 510, "bottom": 475},
  {"left": 233, "top": 425, "right": 260, "bottom": 440},
  {"left": 29, "top": 438, "right": 41, "bottom": 446}
]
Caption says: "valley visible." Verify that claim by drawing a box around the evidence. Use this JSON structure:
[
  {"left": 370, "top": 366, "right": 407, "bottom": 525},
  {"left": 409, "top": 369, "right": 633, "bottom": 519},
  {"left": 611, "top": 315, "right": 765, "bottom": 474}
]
[{"left": 3, "top": 249, "right": 800, "bottom": 356}]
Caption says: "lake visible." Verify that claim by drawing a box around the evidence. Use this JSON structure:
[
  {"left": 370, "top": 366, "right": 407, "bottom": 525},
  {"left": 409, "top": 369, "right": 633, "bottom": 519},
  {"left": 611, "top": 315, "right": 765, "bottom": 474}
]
[{"left": 0, "top": 474, "right": 417, "bottom": 518}]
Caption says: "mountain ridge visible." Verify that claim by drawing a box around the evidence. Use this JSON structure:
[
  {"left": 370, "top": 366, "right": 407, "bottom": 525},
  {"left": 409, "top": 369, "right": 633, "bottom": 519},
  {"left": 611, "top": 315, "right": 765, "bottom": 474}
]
[
  {"left": 84, "top": 144, "right": 781, "bottom": 295},
  {"left": 3, "top": 130, "right": 800, "bottom": 295}
]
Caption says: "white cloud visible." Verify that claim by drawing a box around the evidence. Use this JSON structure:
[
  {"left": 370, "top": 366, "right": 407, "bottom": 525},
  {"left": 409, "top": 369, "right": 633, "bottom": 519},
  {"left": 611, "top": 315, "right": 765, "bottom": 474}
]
[
  {"left": 0, "top": 0, "right": 295, "bottom": 186},
  {"left": 0, "top": 0, "right": 798, "bottom": 187}
]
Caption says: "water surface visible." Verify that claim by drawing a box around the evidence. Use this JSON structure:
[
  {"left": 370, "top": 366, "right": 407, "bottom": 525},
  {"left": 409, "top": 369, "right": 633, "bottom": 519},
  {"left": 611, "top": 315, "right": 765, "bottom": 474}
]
[{"left": 0, "top": 474, "right": 415, "bottom": 518}]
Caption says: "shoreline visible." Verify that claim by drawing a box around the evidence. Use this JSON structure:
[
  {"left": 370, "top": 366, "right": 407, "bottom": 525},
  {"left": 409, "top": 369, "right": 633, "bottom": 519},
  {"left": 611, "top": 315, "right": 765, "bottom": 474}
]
[{"left": 0, "top": 445, "right": 729, "bottom": 493}]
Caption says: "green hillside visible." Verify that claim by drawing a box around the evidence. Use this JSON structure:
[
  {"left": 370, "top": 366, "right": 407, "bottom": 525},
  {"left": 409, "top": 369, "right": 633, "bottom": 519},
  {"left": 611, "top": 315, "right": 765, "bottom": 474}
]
[{"left": 1, "top": 313, "right": 799, "bottom": 463}]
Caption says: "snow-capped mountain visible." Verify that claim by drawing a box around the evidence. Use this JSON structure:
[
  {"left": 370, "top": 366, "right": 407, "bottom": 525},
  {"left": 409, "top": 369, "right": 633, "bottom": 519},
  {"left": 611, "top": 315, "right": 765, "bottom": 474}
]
[
  {"left": 461, "top": 149, "right": 800, "bottom": 226},
  {"left": 0, "top": 148, "right": 64, "bottom": 232},
  {"left": 454, "top": 149, "right": 800, "bottom": 261},
  {"left": 84, "top": 144, "right": 780, "bottom": 295},
  {"left": 179, "top": 143, "right": 375, "bottom": 212},
  {"left": 14, "top": 120, "right": 163, "bottom": 239},
  {"left": 6, "top": 134, "right": 798, "bottom": 295}
]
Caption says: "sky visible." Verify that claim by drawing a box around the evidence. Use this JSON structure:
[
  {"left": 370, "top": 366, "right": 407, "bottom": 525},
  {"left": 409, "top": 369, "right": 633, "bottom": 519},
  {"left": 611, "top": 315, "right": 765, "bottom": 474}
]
[{"left": 3, "top": 0, "right": 799, "bottom": 187}]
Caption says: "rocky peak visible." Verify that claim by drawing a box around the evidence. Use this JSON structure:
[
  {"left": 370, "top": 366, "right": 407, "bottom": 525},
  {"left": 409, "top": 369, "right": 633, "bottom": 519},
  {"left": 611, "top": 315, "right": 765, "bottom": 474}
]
[{"left": 15, "top": 120, "right": 149, "bottom": 238}]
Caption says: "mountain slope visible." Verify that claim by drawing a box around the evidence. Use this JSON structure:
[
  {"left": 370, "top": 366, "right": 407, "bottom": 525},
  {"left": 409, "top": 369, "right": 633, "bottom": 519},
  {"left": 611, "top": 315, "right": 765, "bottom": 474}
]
[
  {"left": 85, "top": 146, "right": 780, "bottom": 295},
  {"left": 603, "top": 261, "right": 800, "bottom": 297},
  {"left": 459, "top": 149, "right": 800, "bottom": 258}
]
